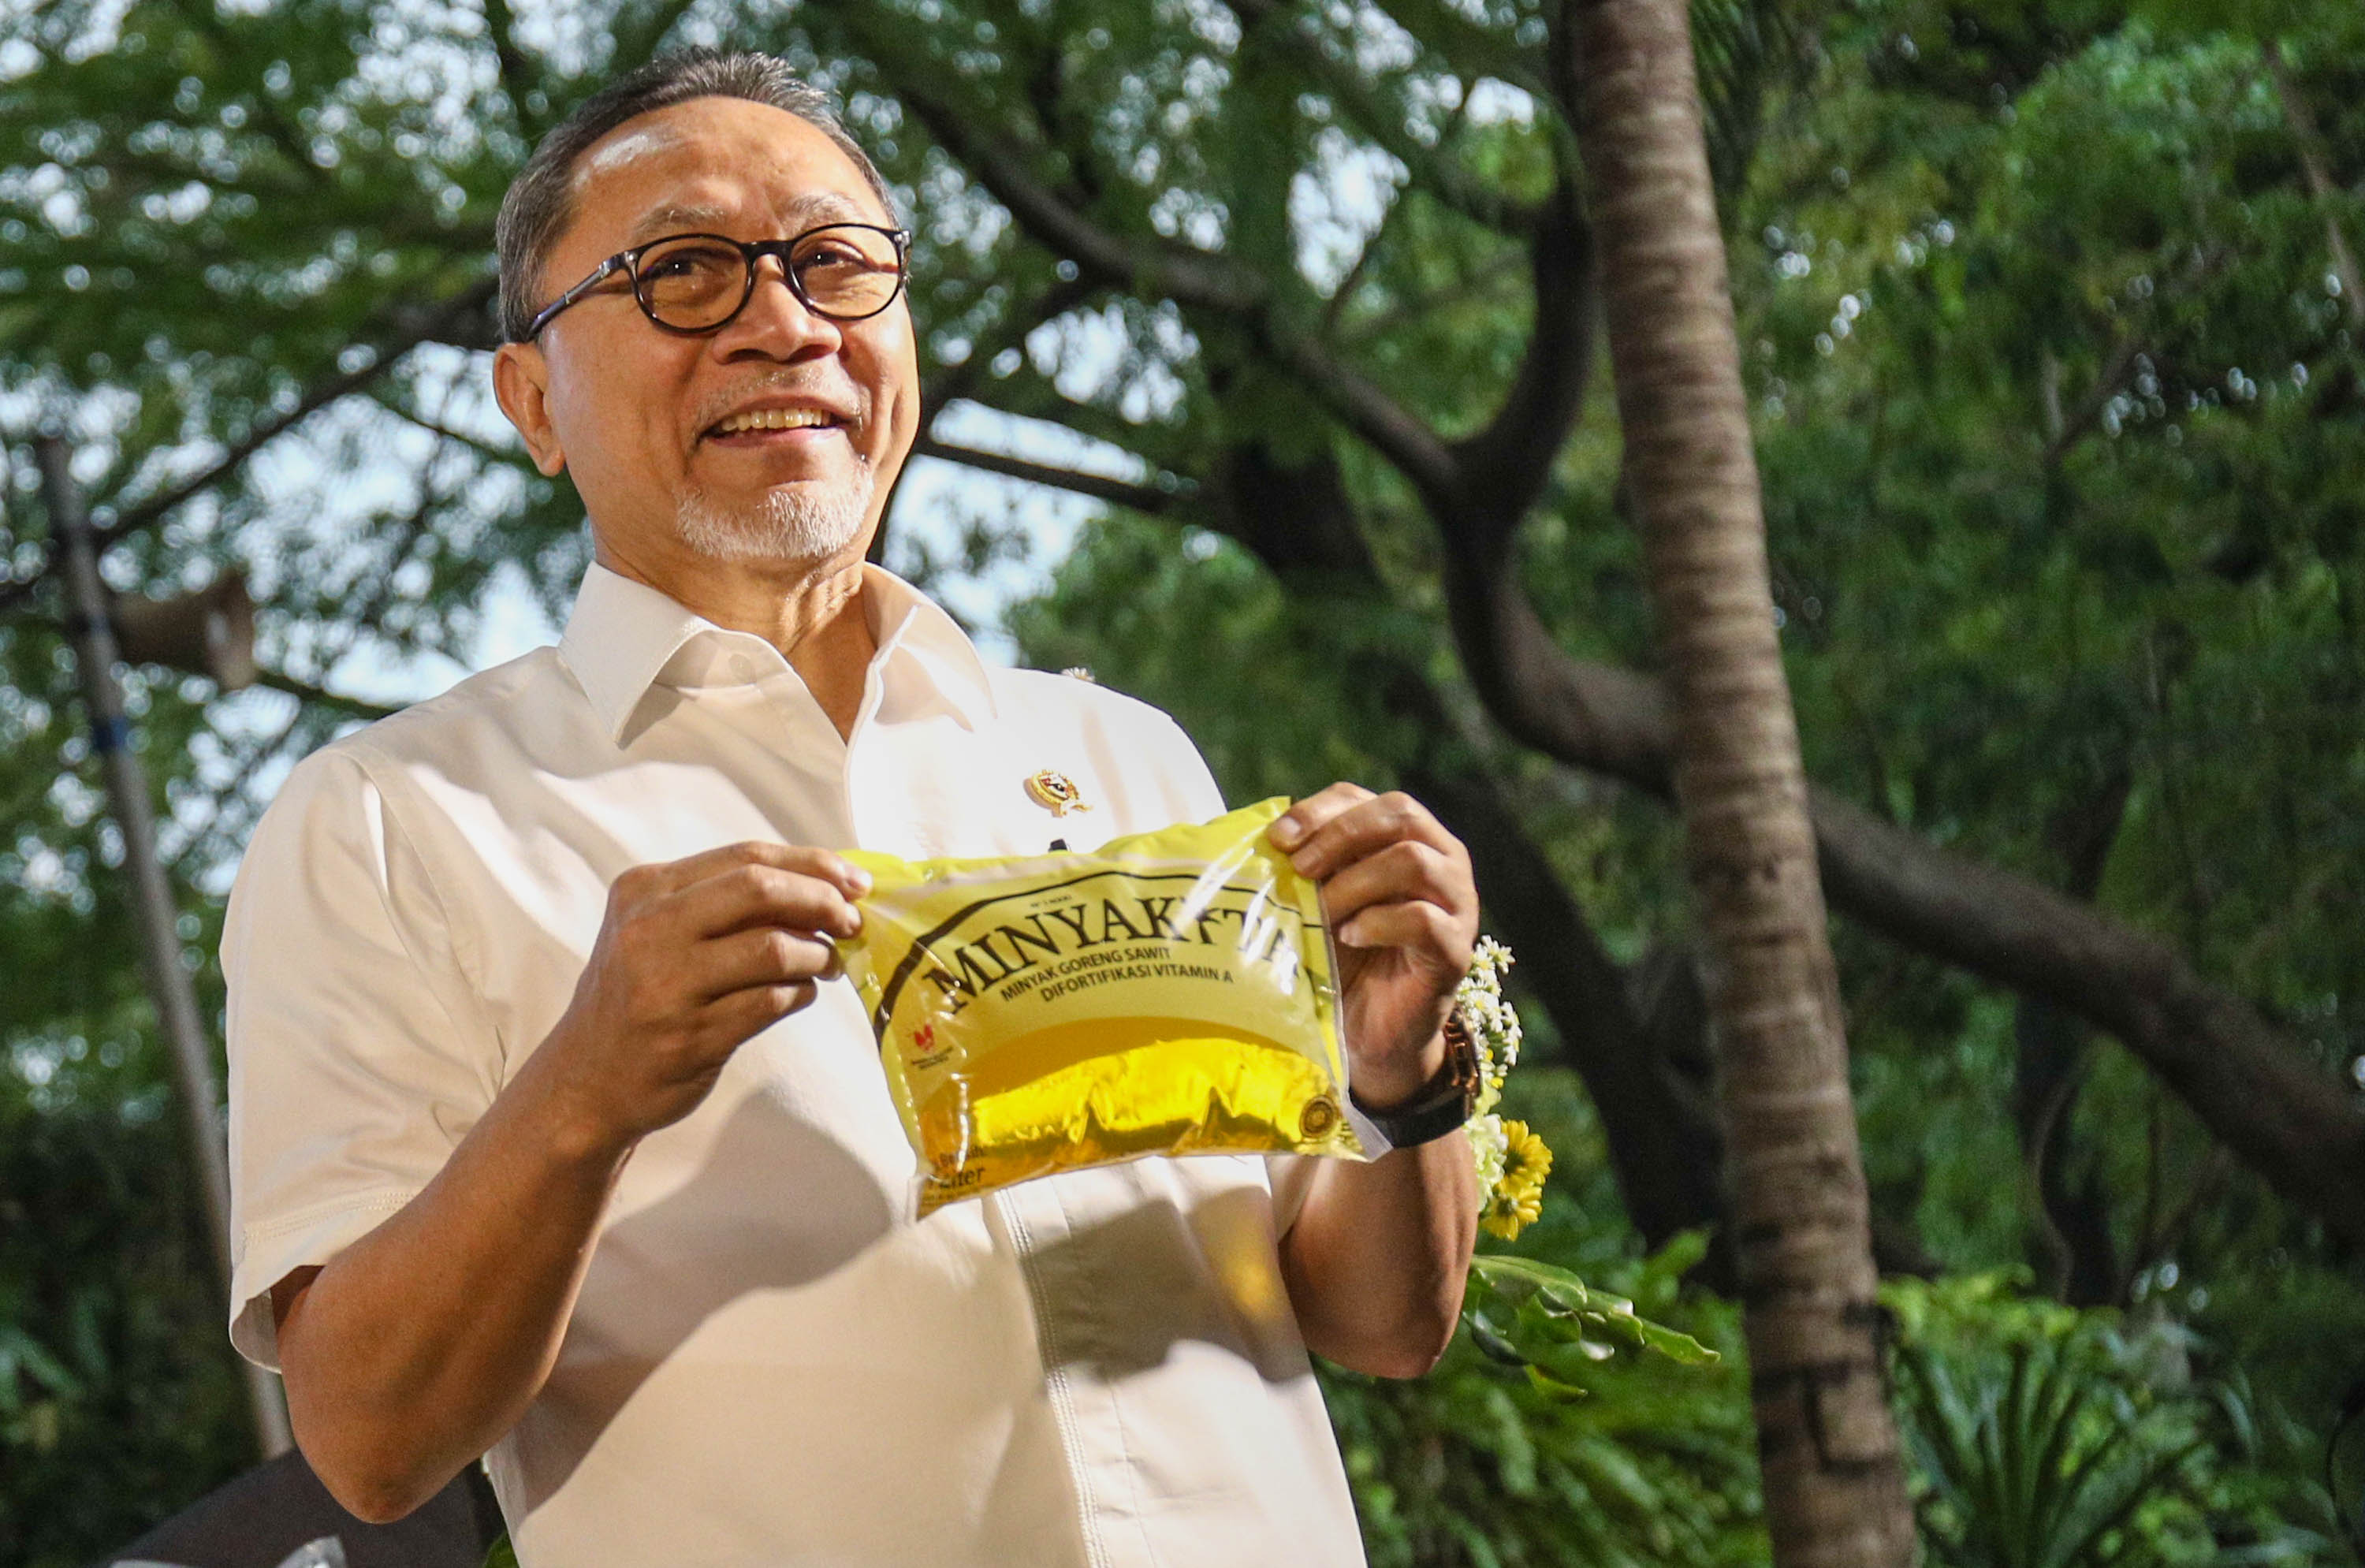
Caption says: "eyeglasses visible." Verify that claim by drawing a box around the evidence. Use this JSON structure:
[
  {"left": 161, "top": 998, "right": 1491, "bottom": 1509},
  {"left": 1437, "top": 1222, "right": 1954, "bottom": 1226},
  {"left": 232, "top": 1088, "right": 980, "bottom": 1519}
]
[{"left": 523, "top": 223, "right": 913, "bottom": 341}]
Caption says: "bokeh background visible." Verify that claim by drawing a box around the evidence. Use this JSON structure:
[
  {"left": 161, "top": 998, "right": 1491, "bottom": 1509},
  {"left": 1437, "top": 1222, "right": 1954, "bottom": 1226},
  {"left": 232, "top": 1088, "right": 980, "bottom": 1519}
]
[{"left": 5, "top": 0, "right": 2365, "bottom": 1562}]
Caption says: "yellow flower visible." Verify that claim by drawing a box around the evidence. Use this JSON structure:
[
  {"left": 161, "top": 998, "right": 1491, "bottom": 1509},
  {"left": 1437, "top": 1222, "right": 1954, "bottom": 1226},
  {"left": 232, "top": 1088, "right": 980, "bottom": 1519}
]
[
  {"left": 1479, "top": 1119, "right": 1552, "bottom": 1240},
  {"left": 1499, "top": 1119, "right": 1551, "bottom": 1187}
]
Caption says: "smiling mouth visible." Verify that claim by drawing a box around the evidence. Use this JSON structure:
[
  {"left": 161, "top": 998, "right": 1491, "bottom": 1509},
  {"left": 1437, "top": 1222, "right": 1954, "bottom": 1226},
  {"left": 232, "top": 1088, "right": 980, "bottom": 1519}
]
[{"left": 703, "top": 407, "right": 848, "bottom": 441}]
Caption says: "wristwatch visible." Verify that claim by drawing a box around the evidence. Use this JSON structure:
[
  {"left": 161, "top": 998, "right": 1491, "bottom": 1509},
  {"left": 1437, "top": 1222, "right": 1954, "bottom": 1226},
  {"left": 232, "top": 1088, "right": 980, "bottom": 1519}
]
[{"left": 1348, "top": 1006, "right": 1481, "bottom": 1150}]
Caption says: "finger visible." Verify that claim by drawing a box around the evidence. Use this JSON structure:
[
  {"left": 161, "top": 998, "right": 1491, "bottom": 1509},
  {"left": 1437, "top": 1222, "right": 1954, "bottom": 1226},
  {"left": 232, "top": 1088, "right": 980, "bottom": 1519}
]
[
  {"left": 702, "top": 978, "right": 821, "bottom": 1045},
  {"left": 1283, "top": 790, "right": 1463, "bottom": 881},
  {"left": 1317, "top": 838, "right": 1473, "bottom": 928},
  {"left": 630, "top": 841, "right": 874, "bottom": 903},
  {"left": 1268, "top": 782, "right": 1374, "bottom": 855},
  {"left": 1334, "top": 898, "right": 1474, "bottom": 970},
  {"left": 669, "top": 862, "right": 866, "bottom": 942},
  {"left": 690, "top": 924, "right": 844, "bottom": 1003}
]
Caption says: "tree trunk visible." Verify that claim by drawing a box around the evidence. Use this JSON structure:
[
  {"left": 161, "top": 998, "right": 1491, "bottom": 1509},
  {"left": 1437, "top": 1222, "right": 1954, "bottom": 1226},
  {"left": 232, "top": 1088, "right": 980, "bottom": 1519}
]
[{"left": 1571, "top": 1, "right": 1918, "bottom": 1565}]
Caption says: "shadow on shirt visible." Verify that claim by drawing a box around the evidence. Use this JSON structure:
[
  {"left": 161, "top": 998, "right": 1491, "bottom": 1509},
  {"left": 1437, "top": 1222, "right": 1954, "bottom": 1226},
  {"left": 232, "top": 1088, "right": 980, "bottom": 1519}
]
[
  {"left": 1019, "top": 1168, "right": 1311, "bottom": 1387},
  {"left": 506, "top": 1095, "right": 1308, "bottom": 1510},
  {"left": 508, "top": 1092, "right": 896, "bottom": 1505}
]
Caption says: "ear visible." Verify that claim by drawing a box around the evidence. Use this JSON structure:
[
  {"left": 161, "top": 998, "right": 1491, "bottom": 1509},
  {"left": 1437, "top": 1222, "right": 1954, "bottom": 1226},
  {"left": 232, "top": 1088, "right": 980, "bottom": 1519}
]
[{"left": 493, "top": 341, "right": 568, "bottom": 477}]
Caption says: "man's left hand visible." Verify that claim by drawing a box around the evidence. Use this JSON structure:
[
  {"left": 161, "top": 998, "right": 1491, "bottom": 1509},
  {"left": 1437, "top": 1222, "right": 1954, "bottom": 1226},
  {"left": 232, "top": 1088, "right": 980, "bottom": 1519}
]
[{"left": 1270, "top": 784, "right": 1478, "bottom": 1110}]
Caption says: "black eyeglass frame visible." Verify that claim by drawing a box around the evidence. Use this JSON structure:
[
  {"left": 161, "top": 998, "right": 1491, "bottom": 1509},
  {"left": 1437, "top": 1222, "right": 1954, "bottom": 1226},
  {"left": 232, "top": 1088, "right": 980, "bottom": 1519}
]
[{"left": 521, "top": 223, "right": 914, "bottom": 342}]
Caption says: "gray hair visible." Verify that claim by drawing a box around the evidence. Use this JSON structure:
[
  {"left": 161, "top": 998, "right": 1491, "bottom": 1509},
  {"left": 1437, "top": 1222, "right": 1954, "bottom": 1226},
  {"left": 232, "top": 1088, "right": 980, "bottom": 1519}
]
[{"left": 493, "top": 50, "right": 896, "bottom": 344}]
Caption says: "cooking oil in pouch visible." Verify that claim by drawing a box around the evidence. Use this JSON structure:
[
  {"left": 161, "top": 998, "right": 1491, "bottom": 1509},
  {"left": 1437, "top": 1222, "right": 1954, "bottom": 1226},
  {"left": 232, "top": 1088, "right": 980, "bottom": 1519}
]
[{"left": 838, "top": 797, "right": 1367, "bottom": 1215}]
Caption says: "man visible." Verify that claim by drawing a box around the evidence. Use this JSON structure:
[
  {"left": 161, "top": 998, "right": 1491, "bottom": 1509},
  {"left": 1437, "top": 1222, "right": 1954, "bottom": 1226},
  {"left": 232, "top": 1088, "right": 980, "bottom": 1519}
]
[{"left": 225, "top": 50, "right": 1479, "bottom": 1566}]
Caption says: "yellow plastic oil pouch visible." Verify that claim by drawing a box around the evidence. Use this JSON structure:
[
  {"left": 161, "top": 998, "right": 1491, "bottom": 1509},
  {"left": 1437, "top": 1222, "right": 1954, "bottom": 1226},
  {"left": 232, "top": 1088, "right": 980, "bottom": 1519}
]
[{"left": 839, "top": 797, "right": 1369, "bottom": 1215}]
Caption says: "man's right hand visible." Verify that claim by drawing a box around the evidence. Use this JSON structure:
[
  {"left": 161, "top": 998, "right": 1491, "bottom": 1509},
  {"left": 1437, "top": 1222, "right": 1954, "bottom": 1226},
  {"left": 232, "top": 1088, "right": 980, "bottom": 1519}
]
[
  {"left": 270, "top": 839, "right": 873, "bottom": 1523},
  {"left": 540, "top": 842, "right": 873, "bottom": 1151}
]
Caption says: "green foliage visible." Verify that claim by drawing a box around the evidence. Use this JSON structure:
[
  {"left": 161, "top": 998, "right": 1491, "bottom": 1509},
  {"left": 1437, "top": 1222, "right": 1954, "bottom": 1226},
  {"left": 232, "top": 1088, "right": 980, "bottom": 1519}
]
[
  {"left": 1731, "top": 0, "right": 2365, "bottom": 1053},
  {"left": 1007, "top": 516, "right": 1438, "bottom": 799},
  {"left": 1708, "top": 0, "right": 2365, "bottom": 1449},
  {"left": 1461, "top": 1241, "right": 1719, "bottom": 1400},
  {"left": 1325, "top": 1316, "right": 1760, "bottom": 1568},
  {"left": 1903, "top": 1335, "right": 2206, "bottom": 1568},
  {"left": 1886, "top": 1273, "right": 2338, "bottom": 1566},
  {"left": 1321, "top": 1071, "right": 1764, "bottom": 1568},
  {"left": 0, "top": 1078, "right": 249, "bottom": 1566}
]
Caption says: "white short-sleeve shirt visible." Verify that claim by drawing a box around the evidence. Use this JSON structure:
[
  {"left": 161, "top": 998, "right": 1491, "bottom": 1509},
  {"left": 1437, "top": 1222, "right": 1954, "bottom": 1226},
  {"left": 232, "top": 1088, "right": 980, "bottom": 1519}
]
[{"left": 223, "top": 561, "right": 1362, "bottom": 1568}]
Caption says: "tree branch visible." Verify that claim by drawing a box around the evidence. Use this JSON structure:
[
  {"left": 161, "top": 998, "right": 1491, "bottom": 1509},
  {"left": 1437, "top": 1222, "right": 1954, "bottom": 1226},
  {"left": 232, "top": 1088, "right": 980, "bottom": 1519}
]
[
  {"left": 878, "top": 61, "right": 1268, "bottom": 315},
  {"left": 2043, "top": 246, "right": 2229, "bottom": 470},
  {"left": 913, "top": 437, "right": 1194, "bottom": 514},
  {"left": 1809, "top": 788, "right": 2365, "bottom": 1239},
  {"left": 1407, "top": 762, "right": 1724, "bottom": 1248},
  {"left": 1253, "top": 328, "right": 1462, "bottom": 500},
  {"left": 109, "top": 278, "right": 497, "bottom": 548},
  {"left": 479, "top": 0, "right": 542, "bottom": 132},
  {"left": 2263, "top": 37, "right": 2365, "bottom": 331},
  {"left": 878, "top": 272, "right": 1107, "bottom": 564},
  {"left": 0, "top": 279, "right": 496, "bottom": 615},
  {"left": 226, "top": 441, "right": 462, "bottom": 740},
  {"left": 1443, "top": 557, "right": 1677, "bottom": 788},
  {"left": 365, "top": 389, "right": 520, "bottom": 465},
  {"left": 1446, "top": 176, "right": 1597, "bottom": 540},
  {"left": 1367, "top": 0, "right": 1556, "bottom": 105},
  {"left": 0, "top": 627, "right": 403, "bottom": 723},
  {"left": 1197, "top": 436, "right": 1711, "bottom": 1240},
  {"left": 1436, "top": 542, "right": 2365, "bottom": 1239},
  {"left": 955, "top": 362, "right": 1201, "bottom": 476},
  {"left": 609, "top": 0, "right": 702, "bottom": 74},
  {"left": 2039, "top": 333, "right": 2141, "bottom": 471},
  {"left": 863, "top": 25, "right": 1463, "bottom": 497},
  {"left": 1011, "top": 7, "right": 1110, "bottom": 210},
  {"left": 918, "top": 272, "right": 1100, "bottom": 415},
  {"left": 2013, "top": 767, "right": 2130, "bottom": 1302},
  {"left": 107, "top": 383, "right": 379, "bottom": 547},
  {"left": 253, "top": 666, "right": 400, "bottom": 721},
  {"left": 1229, "top": 0, "right": 1546, "bottom": 235}
]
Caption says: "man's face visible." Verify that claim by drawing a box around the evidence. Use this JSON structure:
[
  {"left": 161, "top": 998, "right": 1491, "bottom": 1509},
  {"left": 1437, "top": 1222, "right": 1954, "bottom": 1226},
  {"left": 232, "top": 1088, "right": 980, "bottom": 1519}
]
[{"left": 494, "top": 96, "right": 918, "bottom": 569}]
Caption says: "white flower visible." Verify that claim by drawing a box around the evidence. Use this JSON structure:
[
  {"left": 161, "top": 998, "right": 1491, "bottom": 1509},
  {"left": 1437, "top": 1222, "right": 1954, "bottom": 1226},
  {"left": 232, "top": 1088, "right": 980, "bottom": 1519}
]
[
  {"left": 1466, "top": 1112, "right": 1508, "bottom": 1206},
  {"left": 1456, "top": 939, "right": 1533, "bottom": 1206},
  {"left": 1455, "top": 936, "right": 1522, "bottom": 1099}
]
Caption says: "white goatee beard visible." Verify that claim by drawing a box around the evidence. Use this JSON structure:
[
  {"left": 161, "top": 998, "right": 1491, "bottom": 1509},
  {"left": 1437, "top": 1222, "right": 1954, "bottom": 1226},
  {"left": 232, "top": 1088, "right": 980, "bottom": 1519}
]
[{"left": 675, "top": 465, "right": 877, "bottom": 563}]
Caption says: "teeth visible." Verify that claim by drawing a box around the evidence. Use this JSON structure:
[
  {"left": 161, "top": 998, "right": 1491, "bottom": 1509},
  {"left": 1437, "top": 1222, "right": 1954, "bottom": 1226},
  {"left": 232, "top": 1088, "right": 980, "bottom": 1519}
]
[{"left": 713, "top": 407, "right": 833, "bottom": 435}]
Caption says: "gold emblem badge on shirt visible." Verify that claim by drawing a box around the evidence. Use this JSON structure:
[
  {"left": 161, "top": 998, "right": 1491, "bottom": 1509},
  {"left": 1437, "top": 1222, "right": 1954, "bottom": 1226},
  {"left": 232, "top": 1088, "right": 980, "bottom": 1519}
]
[{"left": 1024, "top": 769, "right": 1092, "bottom": 817}]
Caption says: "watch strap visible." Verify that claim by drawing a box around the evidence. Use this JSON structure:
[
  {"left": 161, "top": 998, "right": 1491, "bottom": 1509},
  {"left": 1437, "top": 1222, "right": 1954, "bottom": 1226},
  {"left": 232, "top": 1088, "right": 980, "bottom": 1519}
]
[{"left": 1348, "top": 1007, "right": 1480, "bottom": 1151}]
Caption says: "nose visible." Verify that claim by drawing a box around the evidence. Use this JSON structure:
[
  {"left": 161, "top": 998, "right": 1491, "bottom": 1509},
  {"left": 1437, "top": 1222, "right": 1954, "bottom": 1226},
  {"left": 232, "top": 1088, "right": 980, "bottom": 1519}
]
[{"left": 713, "top": 253, "right": 844, "bottom": 360}]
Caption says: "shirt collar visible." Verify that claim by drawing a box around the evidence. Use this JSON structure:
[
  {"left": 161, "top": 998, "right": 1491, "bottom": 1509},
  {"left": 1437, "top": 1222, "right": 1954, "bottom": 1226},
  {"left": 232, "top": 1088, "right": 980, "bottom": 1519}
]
[
  {"left": 858, "top": 564, "right": 1001, "bottom": 732},
  {"left": 558, "top": 558, "right": 999, "bottom": 746}
]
